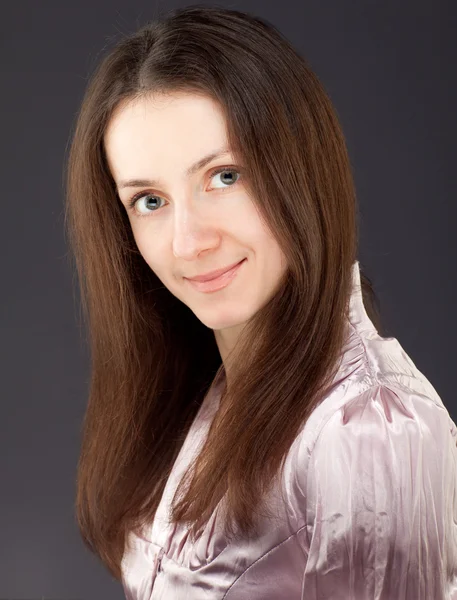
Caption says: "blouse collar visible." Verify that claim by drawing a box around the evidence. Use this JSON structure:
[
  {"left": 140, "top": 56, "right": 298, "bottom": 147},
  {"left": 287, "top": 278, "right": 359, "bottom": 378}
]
[{"left": 348, "top": 260, "right": 378, "bottom": 334}]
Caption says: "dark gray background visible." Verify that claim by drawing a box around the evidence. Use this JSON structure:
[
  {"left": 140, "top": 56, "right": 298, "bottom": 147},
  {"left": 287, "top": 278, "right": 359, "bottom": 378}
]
[{"left": 1, "top": 0, "right": 455, "bottom": 598}]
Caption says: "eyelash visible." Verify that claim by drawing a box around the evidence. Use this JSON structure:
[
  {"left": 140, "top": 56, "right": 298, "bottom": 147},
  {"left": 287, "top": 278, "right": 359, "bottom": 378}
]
[{"left": 127, "top": 165, "right": 242, "bottom": 216}]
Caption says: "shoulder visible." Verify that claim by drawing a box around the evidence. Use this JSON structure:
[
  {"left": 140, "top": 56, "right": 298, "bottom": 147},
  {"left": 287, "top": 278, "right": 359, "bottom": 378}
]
[
  {"left": 301, "top": 382, "right": 457, "bottom": 525},
  {"left": 312, "top": 381, "right": 455, "bottom": 456},
  {"left": 288, "top": 375, "right": 457, "bottom": 497},
  {"left": 289, "top": 379, "right": 457, "bottom": 520},
  {"left": 296, "top": 381, "right": 457, "bottom": 597}
]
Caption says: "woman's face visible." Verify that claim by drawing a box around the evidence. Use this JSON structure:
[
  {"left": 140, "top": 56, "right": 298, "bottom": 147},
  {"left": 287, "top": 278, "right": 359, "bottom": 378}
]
[{"left": 104, "top": 92, "right": 287, "bottom": 359}]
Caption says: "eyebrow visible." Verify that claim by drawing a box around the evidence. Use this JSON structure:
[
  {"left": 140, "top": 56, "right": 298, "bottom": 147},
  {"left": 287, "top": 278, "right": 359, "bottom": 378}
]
[{"left": 117, "top": 148, "right": 231, "bottom": 191}]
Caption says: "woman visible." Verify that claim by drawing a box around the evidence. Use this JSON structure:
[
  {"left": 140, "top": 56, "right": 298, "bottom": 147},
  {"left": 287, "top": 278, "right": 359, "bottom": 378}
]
[{"left": 65, "top": 5, "right": 457, "bottom": 599}]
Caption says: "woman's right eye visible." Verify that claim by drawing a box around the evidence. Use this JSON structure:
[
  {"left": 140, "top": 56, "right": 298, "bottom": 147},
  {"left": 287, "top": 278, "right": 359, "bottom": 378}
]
[
  {"left": 128, "top": 192, "right": 165, "bottom": 216},
  {"left": 126, "top": 166, "right": 241, "bottom": 216}
]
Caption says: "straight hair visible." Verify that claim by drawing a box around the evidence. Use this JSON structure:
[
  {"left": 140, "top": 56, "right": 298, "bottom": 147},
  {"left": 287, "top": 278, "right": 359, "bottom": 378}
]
[{"left": 64, "top": 4, "right": 382, "bottom": 581}]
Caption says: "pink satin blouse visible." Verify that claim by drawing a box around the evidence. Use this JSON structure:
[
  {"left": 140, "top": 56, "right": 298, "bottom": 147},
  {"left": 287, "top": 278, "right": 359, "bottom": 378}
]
[{"left": 121, "top": 260, "right": 457, "bottom": 599}]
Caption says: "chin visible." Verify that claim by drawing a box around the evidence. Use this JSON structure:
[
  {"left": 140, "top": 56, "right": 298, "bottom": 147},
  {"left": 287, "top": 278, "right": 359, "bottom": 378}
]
[{"left": 195, "top": 306, "right": 253, "bottom": 331}]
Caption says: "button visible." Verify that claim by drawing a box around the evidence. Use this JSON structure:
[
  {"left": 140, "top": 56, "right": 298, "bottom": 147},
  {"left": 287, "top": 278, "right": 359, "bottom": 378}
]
[{"left": 157, "top": 548, "right": 165, "bottom": 573}]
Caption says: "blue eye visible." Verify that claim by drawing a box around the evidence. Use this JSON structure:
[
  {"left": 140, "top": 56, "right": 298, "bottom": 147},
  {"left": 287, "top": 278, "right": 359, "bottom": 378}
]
[
  {"left": 127, "top": 192, "right": 163, "bottom": 212},
  {"left": 126, "top": 166, "right": 242, "bottom": 217},
  {"left": 208, "top": 166, "right": 241, "bottom": 189}
]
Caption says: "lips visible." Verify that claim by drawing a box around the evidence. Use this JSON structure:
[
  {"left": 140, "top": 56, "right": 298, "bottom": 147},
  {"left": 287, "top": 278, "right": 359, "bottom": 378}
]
[
  {"left": 185, "top": 258, "right": 246, "bottom": 293},
  {"left": 186, "top": 259, "right": 245, "bottom": 283}
]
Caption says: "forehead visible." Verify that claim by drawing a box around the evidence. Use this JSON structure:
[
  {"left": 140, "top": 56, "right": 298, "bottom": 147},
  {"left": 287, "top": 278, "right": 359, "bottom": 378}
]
[{"left": 104, "top": 93, "right": 230, "bottom": 182}]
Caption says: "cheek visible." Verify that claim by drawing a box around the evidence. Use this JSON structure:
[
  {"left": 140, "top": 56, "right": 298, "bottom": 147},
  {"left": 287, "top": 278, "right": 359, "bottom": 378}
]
[
  {"left": 247, "top": 217, "right": 284, "bottom": 260},
  {"left": 240, "top": 203, "right": 281, "bottom": 252},
  {"left": 255, "top": 228, "right": 288, "bottom": 282},
  {"left": 132, "top": 228, "right": 164, "bottom": 274}
]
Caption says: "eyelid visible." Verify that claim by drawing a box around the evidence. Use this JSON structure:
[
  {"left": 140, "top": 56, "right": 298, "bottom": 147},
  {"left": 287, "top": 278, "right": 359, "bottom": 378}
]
[{"left": 126, "top": 164, "right": 242, "bottom": 215}]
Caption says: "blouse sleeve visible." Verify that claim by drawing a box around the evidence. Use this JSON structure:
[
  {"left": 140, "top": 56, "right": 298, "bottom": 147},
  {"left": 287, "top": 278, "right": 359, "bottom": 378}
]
[{"left": 301, "top": 383, "right": 457, "bottom": 599}]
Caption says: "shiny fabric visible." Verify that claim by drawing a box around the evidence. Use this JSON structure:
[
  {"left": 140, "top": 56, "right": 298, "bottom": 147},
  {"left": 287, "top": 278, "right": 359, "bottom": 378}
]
[{"left": 121, "top": 260, "right": 457, "bottom": 599}]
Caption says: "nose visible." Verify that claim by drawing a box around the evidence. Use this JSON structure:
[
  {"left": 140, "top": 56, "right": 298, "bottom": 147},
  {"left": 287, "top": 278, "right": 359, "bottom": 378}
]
[{"left": 172, "top": 203, "right": 221, "bottom": 260}]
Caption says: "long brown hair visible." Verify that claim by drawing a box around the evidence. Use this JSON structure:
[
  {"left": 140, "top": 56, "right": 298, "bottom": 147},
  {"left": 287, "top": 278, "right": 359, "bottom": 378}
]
[{"left": 64, "top": 4, "right": 382, "bottom": 582}]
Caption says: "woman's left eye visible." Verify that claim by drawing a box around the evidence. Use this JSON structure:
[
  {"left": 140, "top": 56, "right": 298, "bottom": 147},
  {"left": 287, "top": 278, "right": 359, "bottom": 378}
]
[
  {"left": 208, "top": 167, "right": 241, "bottom": 190},
  {"left": 125, "top": 166, "right": 242, "bottom": 218}
]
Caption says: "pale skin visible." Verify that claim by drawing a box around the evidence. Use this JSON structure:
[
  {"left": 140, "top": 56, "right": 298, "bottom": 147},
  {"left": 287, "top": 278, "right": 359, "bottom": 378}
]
[{"left": 104, "top": 92, "right": 288, "bottom": 382}]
